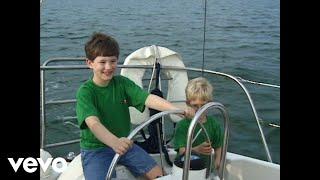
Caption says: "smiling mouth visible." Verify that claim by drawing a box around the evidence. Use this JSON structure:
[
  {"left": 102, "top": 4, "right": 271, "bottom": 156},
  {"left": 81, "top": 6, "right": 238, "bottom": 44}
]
[{"left": 103, "top": 71, "right": 113, "bottom": 76}]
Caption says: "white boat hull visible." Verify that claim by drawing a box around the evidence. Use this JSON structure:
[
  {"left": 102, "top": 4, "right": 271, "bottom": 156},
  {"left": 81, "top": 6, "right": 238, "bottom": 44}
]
[{"left": 45, "top": 148, "right": 279, "bottom": 180}]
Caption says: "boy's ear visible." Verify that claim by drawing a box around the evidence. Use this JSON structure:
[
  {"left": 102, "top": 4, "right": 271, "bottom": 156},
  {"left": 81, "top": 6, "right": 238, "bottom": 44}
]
[{"left": 86, "top": 58, "right": 93, "bottom": 68}]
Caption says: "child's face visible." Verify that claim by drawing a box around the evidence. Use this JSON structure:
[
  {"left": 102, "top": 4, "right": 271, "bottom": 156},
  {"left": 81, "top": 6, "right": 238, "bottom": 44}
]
[
  {"left": 188, "top": 98, "right": 208, "bottom": 111},
  {"left": 188, "top": 98, "right": 208, "bottom": 122},
  {"left": 87, "top": 56, "right": 118, "bottom": 84}
]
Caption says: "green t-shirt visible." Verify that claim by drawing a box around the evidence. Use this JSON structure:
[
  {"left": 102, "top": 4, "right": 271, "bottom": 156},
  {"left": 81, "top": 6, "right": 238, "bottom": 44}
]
[
  {"left": 173, "top": 116, "right": 223, "bottom": 164},
  {"left": 76, "top": 75, "right": 149, "bottom": 149}
]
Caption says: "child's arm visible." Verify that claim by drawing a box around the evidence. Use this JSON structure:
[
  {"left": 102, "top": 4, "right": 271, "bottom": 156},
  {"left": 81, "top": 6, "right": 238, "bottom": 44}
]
[
  {"left": 85, "top": 116, "right": 133, "bottom": 155},
  {"left": 178, "top": 142, "right": 212, "bottom": 156},
  {"left": 214, "top": 147, "right": 222, "bottom": 170},
  {"left": 192, "top": 142, "right": 212, "bottom": 155},
  {"left": 178, "top": 147, "right": 186, "bottom": 155},
  {"left": 145, "top": 94, "right": 195, "bottom": 118}
]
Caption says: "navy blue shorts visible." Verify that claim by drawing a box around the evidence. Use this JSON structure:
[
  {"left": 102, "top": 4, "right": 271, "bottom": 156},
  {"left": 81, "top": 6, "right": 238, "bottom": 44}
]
[{"left": 81, "top": 144, "right": 158, "bottom": 180}]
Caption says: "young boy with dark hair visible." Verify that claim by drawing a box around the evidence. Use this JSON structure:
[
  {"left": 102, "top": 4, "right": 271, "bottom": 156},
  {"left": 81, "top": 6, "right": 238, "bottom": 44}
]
[{"left": 76, "top": 32, "right": 193, "bottom": 180}]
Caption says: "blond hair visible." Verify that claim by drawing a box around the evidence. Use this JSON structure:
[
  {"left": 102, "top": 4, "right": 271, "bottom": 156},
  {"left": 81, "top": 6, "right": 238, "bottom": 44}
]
[{"left": 185, "top": 77, "right": 213, "bottom": 101}]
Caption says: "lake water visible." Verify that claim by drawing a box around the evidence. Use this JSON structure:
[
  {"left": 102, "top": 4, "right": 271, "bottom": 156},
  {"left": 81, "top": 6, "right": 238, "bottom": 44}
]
[{"left": 40, "top": 0, "right": 280, "bottom": 164}]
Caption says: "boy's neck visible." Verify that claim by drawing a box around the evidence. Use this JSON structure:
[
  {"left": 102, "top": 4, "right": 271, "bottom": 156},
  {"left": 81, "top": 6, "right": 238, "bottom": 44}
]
[{"left": 92, "top": 77, "right": 111, "bottom": 87}]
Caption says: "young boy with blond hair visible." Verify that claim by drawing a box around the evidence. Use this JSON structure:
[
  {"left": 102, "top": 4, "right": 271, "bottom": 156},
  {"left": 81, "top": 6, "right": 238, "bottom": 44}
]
[{"left": 174, "top": 77, "right": 223, "bottom": 169}]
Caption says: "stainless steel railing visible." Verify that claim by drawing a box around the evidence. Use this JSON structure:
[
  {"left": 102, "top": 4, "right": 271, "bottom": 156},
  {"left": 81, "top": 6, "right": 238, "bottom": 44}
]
[
  {"left": 106, "top": 110, "right": 184, "bottom": 180},
  {"left": 40, "top": 57, "right": 278, "bottom": 162},
  {"left": 183, "top": 102, "right": 229, "bottom": 180}
]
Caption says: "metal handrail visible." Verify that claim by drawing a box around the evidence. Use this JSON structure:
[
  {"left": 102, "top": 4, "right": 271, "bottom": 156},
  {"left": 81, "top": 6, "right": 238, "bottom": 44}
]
[
  {"left": 46, "top": 99, "right": 76, "bottom": 105},
  {"left": 40, "top": 58, "right": 277, "bottom": 162},
  {"left": 183, "top": 102, "right": 229, "bottom": 180},
  {"left": 40, "top": 66, "right": 46, "bottom": 148},
  {"left": 181, "top": 67, "right": 273, "bottom": 162},
  {"left": 45, "top": 139, "right": 80, "bottom": 148},
  {"left": 195, "top": 121, "right": 213, "bottom": 178},
  {"left": 40, "top": 57, "right": 280, "bottom": 88},
  {"left": 106, "top": 110, "right": 184, "bottom": 180}
]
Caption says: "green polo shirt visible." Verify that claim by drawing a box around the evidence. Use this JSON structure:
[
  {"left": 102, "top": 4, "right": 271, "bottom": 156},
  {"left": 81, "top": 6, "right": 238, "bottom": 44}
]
[{"left": 76, "top": 75, "right": 149, "bottom": 149}]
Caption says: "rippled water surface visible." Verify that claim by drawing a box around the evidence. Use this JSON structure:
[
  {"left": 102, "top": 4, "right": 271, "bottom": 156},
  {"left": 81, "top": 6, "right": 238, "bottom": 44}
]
[{"left": 41, "top": 0, "right": 280, "bottom": 164}]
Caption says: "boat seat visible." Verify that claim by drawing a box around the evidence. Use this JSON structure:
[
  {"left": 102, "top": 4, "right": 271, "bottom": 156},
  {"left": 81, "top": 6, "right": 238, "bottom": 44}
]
[
  {"left": 57, "top": 154, "right": 84, "bottom": 180},
  {"left": 40, "top": 149, "right": 63, "bottom": 180}
]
